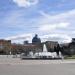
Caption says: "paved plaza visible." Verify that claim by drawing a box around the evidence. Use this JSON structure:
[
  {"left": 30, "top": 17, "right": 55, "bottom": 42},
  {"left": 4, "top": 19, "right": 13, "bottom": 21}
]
[{"left": 0, "top": 55, "right": 75, "bottom": 75}]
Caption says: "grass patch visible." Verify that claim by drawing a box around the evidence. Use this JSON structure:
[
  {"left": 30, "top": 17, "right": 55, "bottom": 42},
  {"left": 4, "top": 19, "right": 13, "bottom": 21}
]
[{"left": 64, "top": 55, "right": 75, "bottom": 59}]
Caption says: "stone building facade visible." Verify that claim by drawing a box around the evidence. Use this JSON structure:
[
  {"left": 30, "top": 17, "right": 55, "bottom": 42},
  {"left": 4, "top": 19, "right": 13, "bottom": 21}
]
[
  {"left": 11, "top": 41, "right": 58, "bottom": 55},
  {"left": 11, "top": 43, "right": 42, "bottom": 55},
  {"left": 0, "top": 40, "right": 11, "bottom": 54},
  {"left": 0, "top": 39, "right": 59, "bottom": 55},
  {"left": 45, "top": 41, "right": 58, "bottom": 52}
]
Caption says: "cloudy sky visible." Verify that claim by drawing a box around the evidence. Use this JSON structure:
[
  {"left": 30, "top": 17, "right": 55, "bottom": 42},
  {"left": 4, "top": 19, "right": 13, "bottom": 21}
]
[{"left": 0, "top": 0, "right": 75, "bottom": 43}]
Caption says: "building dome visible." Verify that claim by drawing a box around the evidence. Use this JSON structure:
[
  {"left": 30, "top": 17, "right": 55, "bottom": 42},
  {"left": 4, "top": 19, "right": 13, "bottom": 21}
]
[{"left": 32, "top": 34, "right": 41, "bottom": 44}]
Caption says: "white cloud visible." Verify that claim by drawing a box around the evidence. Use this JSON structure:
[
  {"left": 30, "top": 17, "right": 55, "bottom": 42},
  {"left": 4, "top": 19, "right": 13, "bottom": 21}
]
[
  {"left": 13, "top": 0, "right": 39, "bottom": 7},
  {"left": 38, "top": 22, "right": 69, "bottom": 32},
  {"left": 40, "top": 34, "right": 71, "bottom": 43},
  {"left": 36, "top": 9, "right": 75, "bottom": 43},
  {"left": 3, "top": 9, "right": 75, "bottom": 44},
  {"left": 5, "top": 33, "right": 32, "bottom": 43},
  {"left": 39, "top": 9, "right": 75, "bottom": 22},
  {"left": 38, "top": 9, "right": 75, "bottom": 34},
  {"left": 5, "top": 33, "right": 71, "bottom": 44},
  {"left": 57, "top": 22, "right": 69, "bottom": 28},
  {"left": 38, "top": 24, "right": 56, "bottom": 31}
]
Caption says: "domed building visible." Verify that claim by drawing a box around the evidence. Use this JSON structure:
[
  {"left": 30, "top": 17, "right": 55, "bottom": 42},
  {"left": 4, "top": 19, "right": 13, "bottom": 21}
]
[{"left": 32, "top": 34, "right": 41, "bottom": 44}]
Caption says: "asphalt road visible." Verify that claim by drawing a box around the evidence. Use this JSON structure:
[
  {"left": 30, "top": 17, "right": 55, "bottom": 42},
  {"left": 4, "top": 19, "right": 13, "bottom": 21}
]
[{"left": 0, "top": 62, "right": 75, "bottom": 75}]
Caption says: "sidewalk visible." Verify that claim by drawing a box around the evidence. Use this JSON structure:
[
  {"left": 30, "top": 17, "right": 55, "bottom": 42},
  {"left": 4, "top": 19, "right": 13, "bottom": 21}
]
[{"left": 0, "top": 55, "right": 75, "bottom": 65}]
